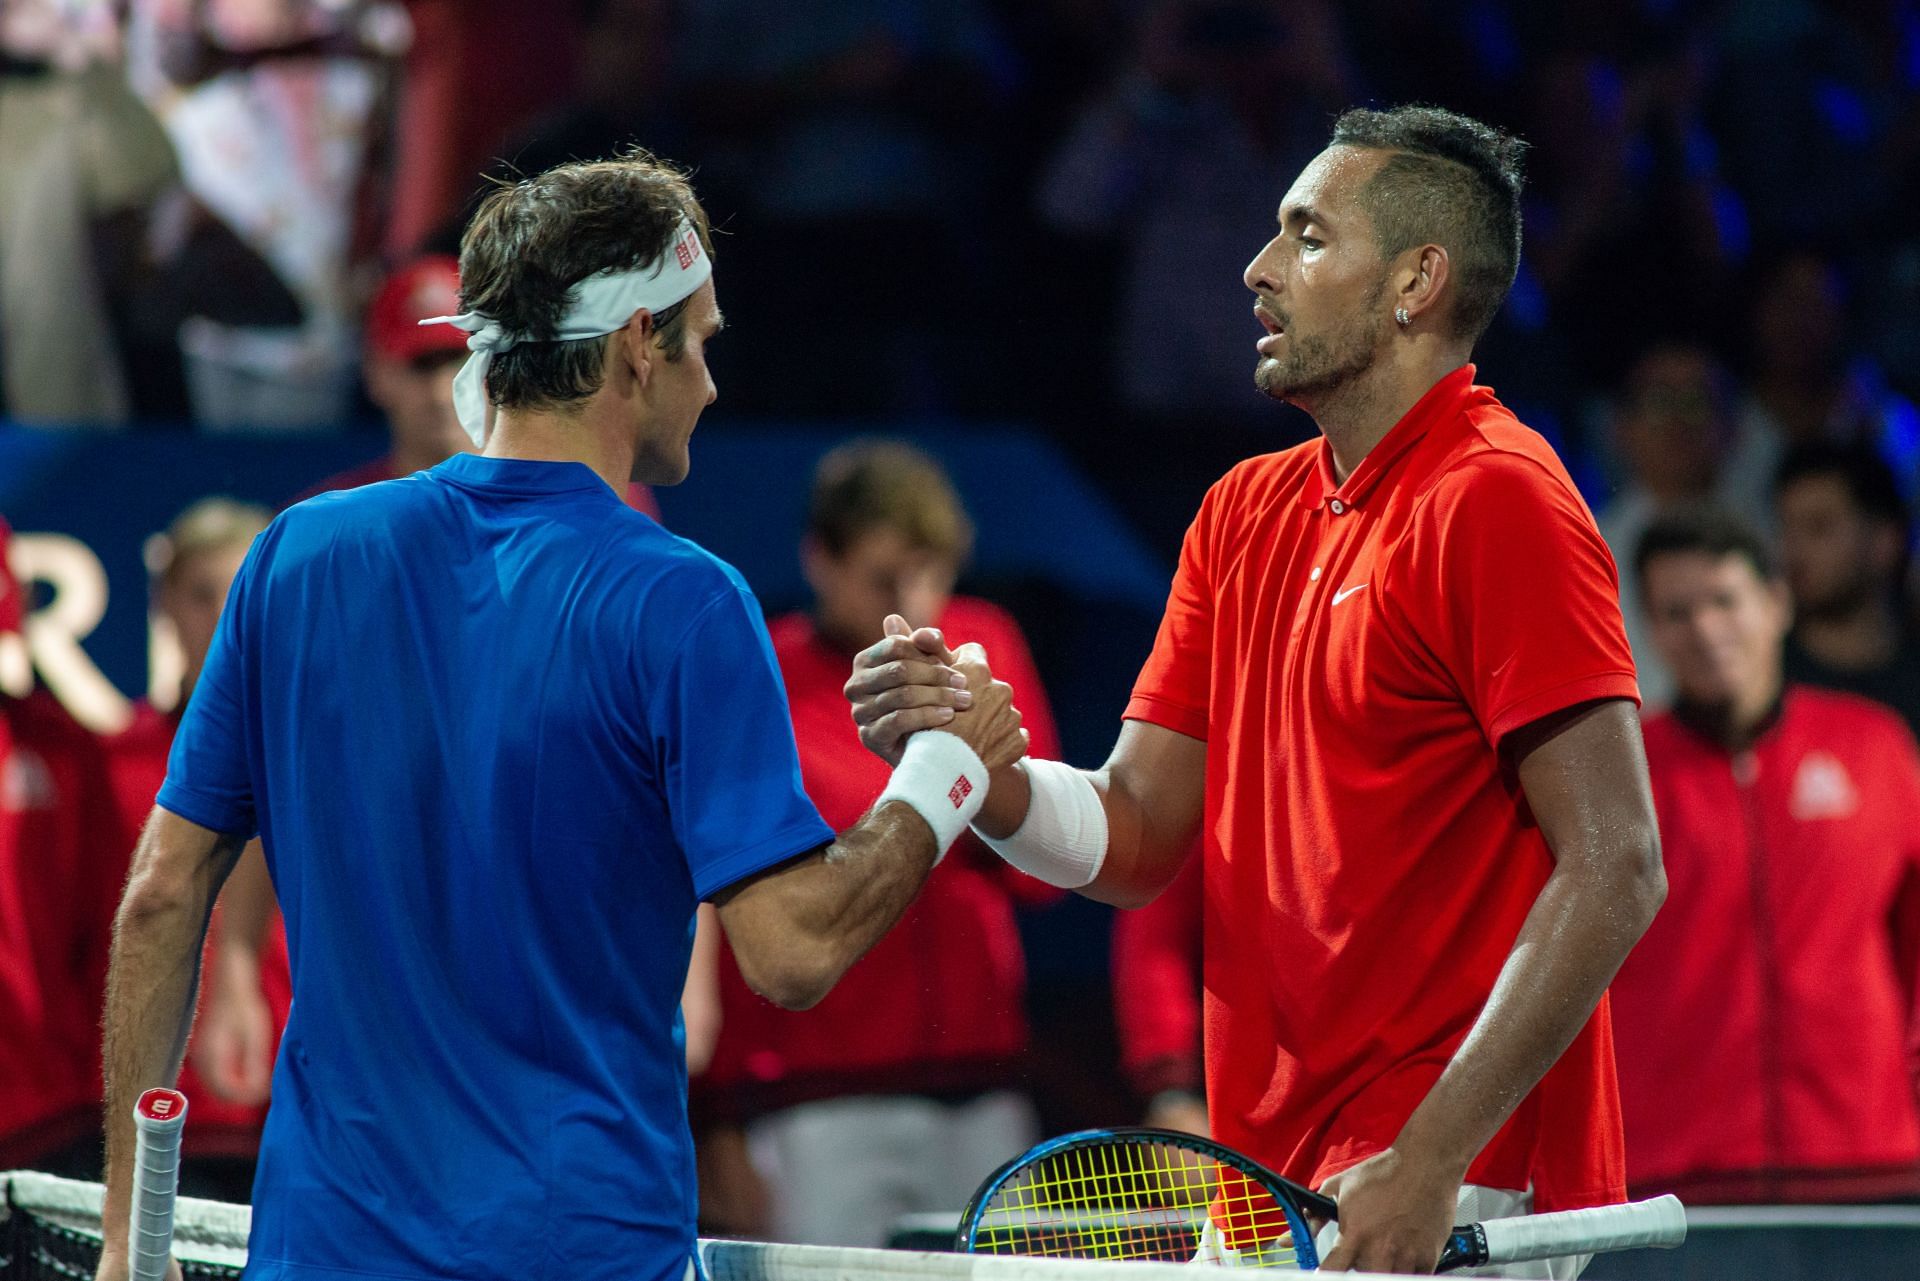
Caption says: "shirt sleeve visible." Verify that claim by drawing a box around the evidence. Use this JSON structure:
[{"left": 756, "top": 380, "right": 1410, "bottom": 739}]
[
  {"left": 1399, "top": 452, "right": 1640, "bottom": 747},
  {"left": 157, "top": 545, "right": 259, "bottom": 837},
  {"left": 1125, "top": 482, "right": 1223, "bottom": 741},
  {"left": 649, "top": 585, "right": 834, "bottom": 901}
]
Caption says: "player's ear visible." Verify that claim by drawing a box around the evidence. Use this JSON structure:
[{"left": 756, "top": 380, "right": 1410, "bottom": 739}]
[
  {"left": 1396, "top": 244, "right": 1450, "bottom": 328},
  {"left": 617, "top": 307, "right": 655, "bottom": 391}
]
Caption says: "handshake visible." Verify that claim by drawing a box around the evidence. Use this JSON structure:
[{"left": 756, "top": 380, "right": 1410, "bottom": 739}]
[{"left": 843, "top": 613, "right": 1030, "bottom": 775}]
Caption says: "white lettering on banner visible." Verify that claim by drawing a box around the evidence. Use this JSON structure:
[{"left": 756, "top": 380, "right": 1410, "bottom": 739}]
[
  {"left": 8, "top": 534, "right": 133, "bottom": 734},
  {"left": 0, "top": 622, "right": 25, "bottom": 698}
]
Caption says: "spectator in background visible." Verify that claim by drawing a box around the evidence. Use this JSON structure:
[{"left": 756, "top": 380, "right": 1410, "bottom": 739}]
[
  {"left": 103, "top": 497, "right": 285, "bottom": 1203},
  {"left": 0, "top": 0, "right": 180, "bottom": 425},
  {"left": 698, "top": 442, "right": 1061, "bottom": 1246},
  {"left": 1726, "top": 252, "right": 1920, "bottom": 504},
  {"left": 128, "top": 0, "right": 405, "bottom": 430},
  {"left": 1596, "top": 345, "right": 1740, "bottom": 710},
  {"left": 1776, "top": 442, "right": 1920, "bottom": 735},
  {"left": 1612, "top": 509, "right": 1920, "bottom": 1203},
  {"left": 676, "top": 0, "right": 1016, "bottom": 414},
  {"left": 0, "top": 529, "right": 121, "bottom": 1178},
  {"left": 1519, "top": 42, "right": 1738, "bottom": 395},
  {"left": 472, "top": 0, "right": 688, "bottom": 224},
  {"left": 1039, "top": 0, "right": 1353, "bottom": 423},
  {"left": 1110, "top": 856, "right": 1203, "bottom": 1135}
]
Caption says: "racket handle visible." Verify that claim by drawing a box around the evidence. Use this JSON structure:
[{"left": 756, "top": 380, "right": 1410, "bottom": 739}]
[
  {"left": 1439, "top": 1195, "right": 1686, "bottom": 1271},
  {"left": 129, "top": 1088, "right": 190, "bottom": 1281}
]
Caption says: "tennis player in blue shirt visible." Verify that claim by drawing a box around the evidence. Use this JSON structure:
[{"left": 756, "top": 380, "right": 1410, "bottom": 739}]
[{"left": 94, "top": 153, "right": 1027, "bottom": 1281}]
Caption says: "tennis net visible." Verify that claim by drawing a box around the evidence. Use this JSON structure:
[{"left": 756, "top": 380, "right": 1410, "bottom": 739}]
[{"left": 2, "top": 1172, "right": 1221, "bottom": 1281}]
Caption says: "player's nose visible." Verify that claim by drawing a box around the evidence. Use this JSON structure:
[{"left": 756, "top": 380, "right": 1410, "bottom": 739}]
[{"left": 1244, "top": 237, "right": 1284, "bottom": 295}]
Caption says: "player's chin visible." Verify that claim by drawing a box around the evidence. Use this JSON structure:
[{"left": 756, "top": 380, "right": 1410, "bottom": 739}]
[{"left": 1253, "top": 358, "right": 1292, "bottom": 401}]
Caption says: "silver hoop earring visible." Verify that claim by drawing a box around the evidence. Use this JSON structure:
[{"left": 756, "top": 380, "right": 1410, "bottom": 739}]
[{"left": 1395, "top": 308, "right": 1412, "bottom": 327}]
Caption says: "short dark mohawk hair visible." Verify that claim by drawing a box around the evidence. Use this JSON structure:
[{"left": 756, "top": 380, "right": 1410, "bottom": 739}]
[{"left": 1329, "top": 106, "right": 1527, "bottom": 343}]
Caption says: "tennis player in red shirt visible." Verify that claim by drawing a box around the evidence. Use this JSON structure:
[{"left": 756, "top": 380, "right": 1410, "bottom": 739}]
[{"left": 848, "top": 106, "right": 1666, "bottom": 1277}]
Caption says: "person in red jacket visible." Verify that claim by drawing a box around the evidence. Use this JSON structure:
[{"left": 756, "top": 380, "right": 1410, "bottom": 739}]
[
  {"left": 1111, "top": 854, "right": 1204, "bottom": 1134},
  {"left": 102, "top": 497, "right": 289, "bottom": 1203},
  {"left": 0, "top": 522, "right": 122, "bottom": 1176},
  {"left": 697, "top": 441, "right": 1062, "bottom": 1246},
  {"left": 1612, "top": 507, "right": 1920, "bottom": 1202}
]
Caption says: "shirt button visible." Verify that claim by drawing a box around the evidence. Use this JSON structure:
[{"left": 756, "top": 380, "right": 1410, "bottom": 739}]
[{"left": 1329, "top": 499, "right": 1346, "bottom": 515}]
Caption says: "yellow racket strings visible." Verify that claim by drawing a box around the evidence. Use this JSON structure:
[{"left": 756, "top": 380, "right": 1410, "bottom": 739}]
[{"left": 971, "top": 1139, "right": 1301, "bottom": 1266}]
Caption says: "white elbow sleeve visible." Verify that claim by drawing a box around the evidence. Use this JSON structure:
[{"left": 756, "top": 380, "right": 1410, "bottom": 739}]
[
  {"left": 976, "top": 757, "right": 1108, "bottom": 888},
  {"left": 876, "top": 731, "right": 990, "bottom": 862}
]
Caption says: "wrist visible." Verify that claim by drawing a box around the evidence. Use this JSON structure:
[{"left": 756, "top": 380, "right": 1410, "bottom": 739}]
[
  {"left": 1388, "top": 1111, "right": 1477, "bottom": 1186},
  {"left": 972, "top": 757, "right": 1107, "bottom": 889},
  {"left": 876, "top": 731, "right": 990, "bottom": 861},
  {"left": 971, "top": 760, "right": 1032, "bottom": 840}
]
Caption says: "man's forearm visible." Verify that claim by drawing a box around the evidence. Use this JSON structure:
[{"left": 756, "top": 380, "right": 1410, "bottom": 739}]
[
  {"left": 716, "top": 804, "right": 938, "bottom": 1010},
  {"left": 975, "top": 759, "right": 1198, "bottom": 911},
  {"left": 1393, "top": 850, "right": 1663, "bottom": 1178},
  {"left": 99, "top": 819, "right": 241, "bottom": 1259}
]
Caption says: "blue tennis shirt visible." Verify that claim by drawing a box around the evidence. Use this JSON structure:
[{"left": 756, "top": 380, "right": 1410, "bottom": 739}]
[{"left": 157, "top": 454, "right": 833, "bottom": 1281}]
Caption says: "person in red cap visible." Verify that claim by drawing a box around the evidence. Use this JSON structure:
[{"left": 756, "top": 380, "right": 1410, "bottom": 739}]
[
  {"left": 298, "top": 256, "right": 478, "bottom": 498},
  {"left": 301, "top": 257, "right": 660, "bottom": 517}
]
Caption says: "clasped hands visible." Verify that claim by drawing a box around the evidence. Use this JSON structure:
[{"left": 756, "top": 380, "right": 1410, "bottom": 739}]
[{"left": 843, "top": 614, "right": 1028, "bottom": 773}]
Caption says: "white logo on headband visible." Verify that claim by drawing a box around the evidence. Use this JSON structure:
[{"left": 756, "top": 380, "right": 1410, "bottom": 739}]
[{"left": 421, "top": 217, "right": 712, "bottom": 446}]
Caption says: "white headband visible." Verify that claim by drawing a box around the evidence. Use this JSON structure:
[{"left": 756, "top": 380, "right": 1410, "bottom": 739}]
[{"left": 421, "top": 218, "right": 712, "bottom": 446}]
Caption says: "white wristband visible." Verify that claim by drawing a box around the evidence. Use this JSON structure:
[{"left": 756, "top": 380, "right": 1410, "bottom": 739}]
[
  {"left": 876, "top": 731, "right": 990, "bottom": 862},
  {"left": 975, "top": 757, "right": 1108, "bottom": 888}
]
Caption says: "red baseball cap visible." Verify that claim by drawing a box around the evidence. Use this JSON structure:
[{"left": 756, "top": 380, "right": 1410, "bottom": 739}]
[{"left": 365, "top": 256, "right": 469, "bottom": 363}]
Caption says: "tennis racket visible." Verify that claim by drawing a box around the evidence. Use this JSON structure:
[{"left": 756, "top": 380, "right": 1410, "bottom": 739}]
[
  {"left": 957, "top": 1128, "right": 1686, "bottom": 1273},
  {"left": 129, "top": 1088, "right": 190, "bottom": 1281}
]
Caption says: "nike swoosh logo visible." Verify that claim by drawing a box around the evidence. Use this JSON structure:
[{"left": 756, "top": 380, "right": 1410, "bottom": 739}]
[{"left": 1332, "top": 584, "right": 1368, "bottom": 605}]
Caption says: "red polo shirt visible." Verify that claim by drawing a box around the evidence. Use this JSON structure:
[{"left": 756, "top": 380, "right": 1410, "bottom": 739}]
[{"left": 1126, "top": 365, "right": 1637, "bottom": 1210}]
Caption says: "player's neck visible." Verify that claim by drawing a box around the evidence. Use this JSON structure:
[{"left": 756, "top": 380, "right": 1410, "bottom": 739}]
[
  {"left": 1306, "top": 350, "right": 1470, "bottom": 483},
  {"left": 486, "top": 407, "right": 637, "bottom": 496}
]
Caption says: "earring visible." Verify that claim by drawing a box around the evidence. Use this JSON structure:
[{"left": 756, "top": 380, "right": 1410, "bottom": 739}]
[{"left": 1395, "top": 308, "right": 1412, "bottom": 327}]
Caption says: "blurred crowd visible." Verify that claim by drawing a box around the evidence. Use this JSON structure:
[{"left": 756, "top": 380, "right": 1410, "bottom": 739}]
[
  {"left": 5, "top": 3, "right": 1918, "bottom": 441},
  {"left": 5, "top": 0, "right": 1920, "bottom": 1253}
]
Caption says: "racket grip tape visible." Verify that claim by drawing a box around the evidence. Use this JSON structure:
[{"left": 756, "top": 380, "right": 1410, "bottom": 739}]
[
  {"left": 129, "top": 1088, "right": 190, "bottom": 1281},
  {"left": 1454, "top": 1195, "right": 1686, "bottom": 1269}
]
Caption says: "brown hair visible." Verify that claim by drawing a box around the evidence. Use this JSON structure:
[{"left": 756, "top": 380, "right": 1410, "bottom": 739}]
[
  {"left": 459, "top": 148, "right": 713, "bottom": 414},
  {"left": 807, "top": 440, "right": 975, "bottom": 565},
  {"left": 146, "top": 498, "right": 272, "bottom": 587}
]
